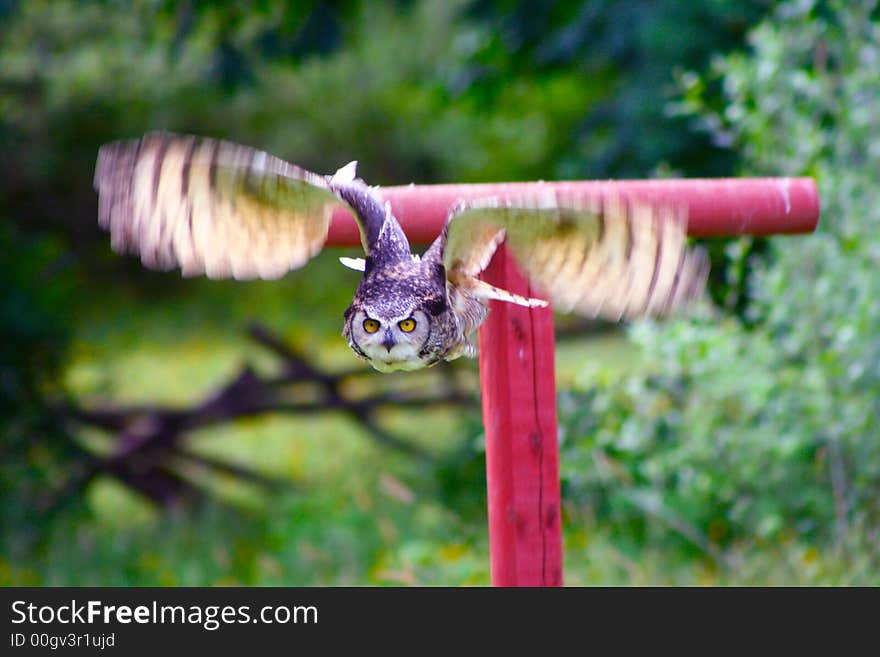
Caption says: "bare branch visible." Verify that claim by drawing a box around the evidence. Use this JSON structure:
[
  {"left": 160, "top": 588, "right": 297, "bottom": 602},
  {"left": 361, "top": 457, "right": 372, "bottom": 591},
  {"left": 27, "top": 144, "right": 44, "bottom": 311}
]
[{"left": 54, "top": 323, "right": 477, "bottom": 510}]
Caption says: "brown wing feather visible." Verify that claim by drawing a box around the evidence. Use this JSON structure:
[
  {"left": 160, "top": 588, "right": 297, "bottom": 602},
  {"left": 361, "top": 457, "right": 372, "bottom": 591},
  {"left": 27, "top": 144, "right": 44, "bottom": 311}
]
[
  {"left": 94, "top": 132, "right": 345, "bottom": 280},
  {"left": 440, "top": 203, "right": 507, "bottom": 278},
  {"left": 442, "top": 191, "right": 708, "bottom": 320}
]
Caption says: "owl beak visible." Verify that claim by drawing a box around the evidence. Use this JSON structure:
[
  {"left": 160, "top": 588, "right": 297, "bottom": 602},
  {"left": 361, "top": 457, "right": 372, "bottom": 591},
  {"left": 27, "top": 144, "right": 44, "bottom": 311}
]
[{"left": 381, "top": 330, "right": 396, "bottom": 353}]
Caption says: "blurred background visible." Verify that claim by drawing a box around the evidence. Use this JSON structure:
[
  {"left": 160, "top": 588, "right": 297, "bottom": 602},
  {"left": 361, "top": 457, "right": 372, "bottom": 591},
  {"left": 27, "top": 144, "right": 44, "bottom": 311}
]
[{"left": 2, "top": 0, "right": 878, "bottom": 585}]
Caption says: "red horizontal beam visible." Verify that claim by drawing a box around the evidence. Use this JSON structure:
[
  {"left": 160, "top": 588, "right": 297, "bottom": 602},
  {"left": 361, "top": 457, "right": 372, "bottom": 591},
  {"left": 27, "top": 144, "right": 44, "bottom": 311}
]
[{"left": 326, "top": 177, "right": 819, "bottom": 245}]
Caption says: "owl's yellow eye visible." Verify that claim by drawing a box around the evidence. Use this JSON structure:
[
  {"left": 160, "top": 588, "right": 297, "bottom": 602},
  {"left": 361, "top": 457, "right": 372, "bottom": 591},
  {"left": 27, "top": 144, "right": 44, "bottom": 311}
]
[
  {"left": 398, "top": 318, "right": 417, "bottom": 333},
  {"left": 363, "top": 318, "right": 380, "bottom": 333}
]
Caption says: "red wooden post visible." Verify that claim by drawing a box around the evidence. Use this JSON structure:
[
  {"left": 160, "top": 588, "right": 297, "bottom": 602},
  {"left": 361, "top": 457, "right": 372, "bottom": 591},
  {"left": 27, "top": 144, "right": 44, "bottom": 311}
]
[
  {"left": 326, "top": 177, "right": 820, "bottom": 587},
  {"left": 478, "top": 246, "right": 562, "bottom": 586}
]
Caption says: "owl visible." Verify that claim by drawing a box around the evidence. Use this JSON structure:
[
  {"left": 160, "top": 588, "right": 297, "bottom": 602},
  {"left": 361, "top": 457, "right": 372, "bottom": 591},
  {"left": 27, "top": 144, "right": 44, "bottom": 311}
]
[{"left": 94, "top": 132, "right": 708, "bottom": 373}]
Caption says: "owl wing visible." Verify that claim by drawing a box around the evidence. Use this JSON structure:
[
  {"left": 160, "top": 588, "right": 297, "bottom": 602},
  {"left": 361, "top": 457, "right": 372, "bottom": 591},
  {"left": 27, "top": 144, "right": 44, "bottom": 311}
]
[
  {"left": 94, "top": 132, "right": 357, "bottom": 280},
  {"left": 442, "top": 192, "right": 709, "bottom": 320}
]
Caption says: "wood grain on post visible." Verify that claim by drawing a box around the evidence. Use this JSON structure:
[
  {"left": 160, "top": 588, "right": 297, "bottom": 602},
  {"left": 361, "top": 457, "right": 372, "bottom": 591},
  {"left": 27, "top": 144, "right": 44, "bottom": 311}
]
[{"left": 478, "top": 246, "right": 562, "bottom": 586}]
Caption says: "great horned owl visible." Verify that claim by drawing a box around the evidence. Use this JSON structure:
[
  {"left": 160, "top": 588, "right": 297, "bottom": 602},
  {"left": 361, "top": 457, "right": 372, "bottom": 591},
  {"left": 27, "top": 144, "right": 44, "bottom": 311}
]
[{"left": 94, "top": 132, "right": 708, "bottom": 373}]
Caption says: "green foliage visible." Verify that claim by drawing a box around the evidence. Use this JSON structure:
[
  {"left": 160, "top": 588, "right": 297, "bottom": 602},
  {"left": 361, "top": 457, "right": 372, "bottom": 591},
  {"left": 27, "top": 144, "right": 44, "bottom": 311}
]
[
  {"left": 6, "top": 0, "right": 874, "bottom": 585},
  {"left": 0, "top": 0, "right": 768, "bottom": 252},
  {"left": 470, "top": 0, "right": 771, "bottom": 179},
  {"left": 0, "top": 0, "right": 596, "bottom": 258},
  {"left": 0, "top": 225, "right": 81, "bottom": 548},
  {"left": 559, "top": 0, "right": 880, "bottom": 580}
]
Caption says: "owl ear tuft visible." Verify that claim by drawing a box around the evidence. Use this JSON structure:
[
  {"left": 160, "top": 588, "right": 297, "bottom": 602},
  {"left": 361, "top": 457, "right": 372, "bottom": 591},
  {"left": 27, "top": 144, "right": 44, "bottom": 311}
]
[
  {"left": 339, "top": 256, "right": 366, "bottom": 271},
  {"left": 331, "top": 161, "right": 358, "bottom": 185}
]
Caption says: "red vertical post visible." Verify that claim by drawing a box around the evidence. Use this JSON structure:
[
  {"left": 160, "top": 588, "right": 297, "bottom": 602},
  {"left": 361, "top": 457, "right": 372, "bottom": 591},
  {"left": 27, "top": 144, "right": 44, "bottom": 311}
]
[{"left": 478, "top": 244, "right": 563, "bottom": 587}]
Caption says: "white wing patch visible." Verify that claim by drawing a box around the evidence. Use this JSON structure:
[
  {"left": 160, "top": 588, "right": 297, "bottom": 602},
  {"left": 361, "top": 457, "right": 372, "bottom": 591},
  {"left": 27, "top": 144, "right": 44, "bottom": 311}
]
[{"left": 339, "top": 256, "right": 367, "bottom": 271}]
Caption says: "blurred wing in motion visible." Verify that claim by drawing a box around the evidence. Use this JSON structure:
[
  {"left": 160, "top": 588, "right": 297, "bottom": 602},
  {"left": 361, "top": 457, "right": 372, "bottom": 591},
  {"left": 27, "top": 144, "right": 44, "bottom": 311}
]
[
  {"left": 94, "top": 132, "right": 349, "bottom": 280},
  {"left": 442, "top": 192, "right": 709, "bottom": 320}
]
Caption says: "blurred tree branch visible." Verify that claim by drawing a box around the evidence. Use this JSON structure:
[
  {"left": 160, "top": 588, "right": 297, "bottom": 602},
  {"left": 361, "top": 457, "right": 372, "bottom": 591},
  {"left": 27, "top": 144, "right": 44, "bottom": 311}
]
[{"left": 51, "top": 323, "right": 477, "bottom": 512}]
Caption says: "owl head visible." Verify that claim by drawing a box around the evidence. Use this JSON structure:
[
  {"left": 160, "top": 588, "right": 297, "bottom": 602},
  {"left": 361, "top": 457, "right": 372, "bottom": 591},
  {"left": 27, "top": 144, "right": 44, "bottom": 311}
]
[{"left": 342, "top": 260, "right": 448, "bottom": 373}]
